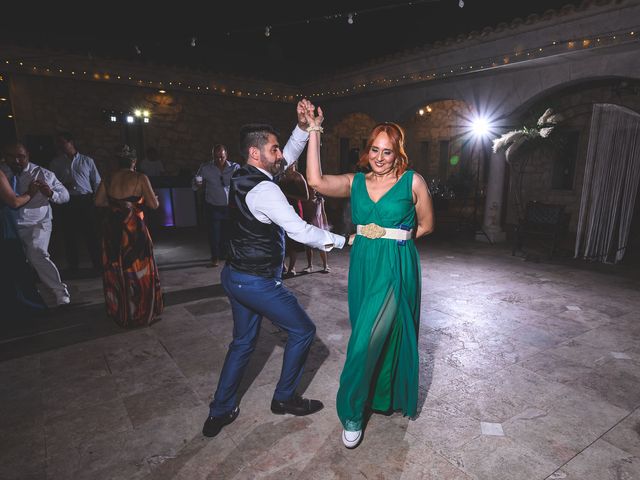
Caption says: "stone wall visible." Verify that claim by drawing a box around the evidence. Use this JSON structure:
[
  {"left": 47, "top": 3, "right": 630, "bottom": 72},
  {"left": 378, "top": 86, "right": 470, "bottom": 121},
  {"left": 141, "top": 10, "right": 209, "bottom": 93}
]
[
  {"left": 503, "top": 79, "right": 640, "bottom": 231},
  {"left": 9, "top": 74, "right": 297, "bottom": 175}
]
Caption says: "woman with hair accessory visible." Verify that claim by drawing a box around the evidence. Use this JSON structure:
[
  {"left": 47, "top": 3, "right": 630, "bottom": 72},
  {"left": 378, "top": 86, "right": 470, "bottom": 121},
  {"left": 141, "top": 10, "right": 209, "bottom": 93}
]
[
  {"left": 304, "top": 109, "right": 434, "bottom": 448},
  {"left": 95, "top": 145, "right": 163, "bottom": 327}
]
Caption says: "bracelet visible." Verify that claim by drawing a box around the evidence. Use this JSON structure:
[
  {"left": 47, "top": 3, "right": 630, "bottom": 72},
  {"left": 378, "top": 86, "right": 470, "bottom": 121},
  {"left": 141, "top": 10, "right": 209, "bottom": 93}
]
[{"left": 306, "top": 125, "right": 324, "bottom": 133}]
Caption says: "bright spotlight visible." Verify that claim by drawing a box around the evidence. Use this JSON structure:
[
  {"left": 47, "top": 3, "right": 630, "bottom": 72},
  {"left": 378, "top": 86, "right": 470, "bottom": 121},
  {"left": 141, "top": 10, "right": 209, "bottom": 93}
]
[{"left": 472, "top": 116, "right": 490, "bottom": 137}]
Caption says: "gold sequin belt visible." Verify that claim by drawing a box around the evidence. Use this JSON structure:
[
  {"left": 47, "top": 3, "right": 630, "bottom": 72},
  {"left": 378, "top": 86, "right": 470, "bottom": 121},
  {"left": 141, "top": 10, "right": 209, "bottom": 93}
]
[{"left": 356, "top": 223, "right": 413, "bottom": 240}]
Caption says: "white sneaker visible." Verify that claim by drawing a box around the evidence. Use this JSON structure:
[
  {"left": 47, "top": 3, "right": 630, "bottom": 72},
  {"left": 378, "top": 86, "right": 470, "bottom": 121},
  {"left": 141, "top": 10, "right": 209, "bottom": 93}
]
[
  {"left": 302, "top": 266, "right": 313, "bottom": 273},
  {"left": 56, "top": 297, "right": 71, "bottom": 307},
  {"left": 342, "top": 429, "right": 362, "bottom": 449}
]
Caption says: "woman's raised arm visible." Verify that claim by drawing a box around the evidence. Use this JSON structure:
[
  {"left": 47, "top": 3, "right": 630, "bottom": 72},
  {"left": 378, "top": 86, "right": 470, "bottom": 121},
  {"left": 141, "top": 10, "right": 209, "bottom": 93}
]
[{"left": 305, "top": 107, "right": 353, "bottom": 198}]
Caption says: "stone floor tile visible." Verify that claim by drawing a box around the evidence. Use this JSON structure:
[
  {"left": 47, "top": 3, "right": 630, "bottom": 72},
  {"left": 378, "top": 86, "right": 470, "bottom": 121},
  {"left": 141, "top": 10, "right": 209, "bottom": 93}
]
[
  {"left": 44, "top": 398, "right": 133, "bottom": 458},
  {"left": 419, "top": 359, "right": 477, "bottom": 399},
  {"left": 444, "top": 434, "right": 559, "bottom": 480},
  {"left": 547, "top": 439, "right": 640, "bottom": 479},
  {"left": 602, "top": 408, "right": 640, "bottom": 456},
  {"left": 110, "top": 356, "right": 189, "bottom": 398},
  {"left": 505, "top": 406, "right": 604, "bottom": 464},
  {"left": 505, "top": 323, "right": 566, "bottom": 350},
  {"left": 406, "top": 396, "right": 480, "bottom": 456},
  {"left": 0, "top": 422, "right": 46, "bottom": 480},
  {"left": 439, "top": 377, "right": 533, "bottom": 424},
  {"left": 42, "top": 371, "right": 120, "bottom": 419},
  {"left": 570, "top": 323, "right": 640, "bottom": 351},
  {"left": 123, "top": 381, "right": 203, "bottom": 428},
  {"left": 546, "top": 339, "right": 614, "bottom": 367}
]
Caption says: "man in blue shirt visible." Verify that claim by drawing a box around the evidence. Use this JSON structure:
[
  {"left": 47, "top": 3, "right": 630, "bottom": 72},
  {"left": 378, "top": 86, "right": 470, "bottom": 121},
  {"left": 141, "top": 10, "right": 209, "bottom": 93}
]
[
  {"left": 192, "top": 144, "right": 240, "bottom": 266},
  {"left": 50, "top": 132, "right": 102, "bottom": 273}
]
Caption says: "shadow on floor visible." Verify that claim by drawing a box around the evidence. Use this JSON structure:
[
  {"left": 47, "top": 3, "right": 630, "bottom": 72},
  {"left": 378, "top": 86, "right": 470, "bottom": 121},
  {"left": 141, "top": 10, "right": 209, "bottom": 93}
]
[{"left": 0, "top": 282, "right": 229, "bottom": 362}]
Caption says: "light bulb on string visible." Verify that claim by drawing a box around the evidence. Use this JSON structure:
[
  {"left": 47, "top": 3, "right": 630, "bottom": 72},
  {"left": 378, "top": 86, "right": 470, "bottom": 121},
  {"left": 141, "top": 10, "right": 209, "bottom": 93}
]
[
  {"left": 190, "top": 37, "right": 196, "bottom": 47},
  {"left": 458, "top": 0, "right": 464, "bottom": 8},
  {"left": 134, "top": 45, "right": 142, "bottom": 55},
  {"left": 347, "top": 13, "right": 354, "bottom": 25},
  {"left": 265, "top": 26, "right": 271, "bottom": 37}
]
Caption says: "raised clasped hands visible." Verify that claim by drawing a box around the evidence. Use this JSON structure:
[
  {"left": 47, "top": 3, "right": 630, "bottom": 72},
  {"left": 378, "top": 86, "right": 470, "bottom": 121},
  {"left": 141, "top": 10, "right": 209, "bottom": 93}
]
[
  {"left": 296, "top": 98, "right": 316, "bottom": 129},
  {"left": 303, "top": 103, "right": 324, "bottom": 129}
]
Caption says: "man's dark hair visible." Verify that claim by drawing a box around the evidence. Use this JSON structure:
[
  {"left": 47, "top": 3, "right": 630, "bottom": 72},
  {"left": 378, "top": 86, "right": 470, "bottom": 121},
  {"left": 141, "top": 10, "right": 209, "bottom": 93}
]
[
  {"left": 57, "top": 131, "right": 74, "bottom": 143},
  {"left": 239, "top": 123, "right": 279, "bottom": 160},
  {"left": 213, "top": 143, "right": 227, "bottom": 152}
]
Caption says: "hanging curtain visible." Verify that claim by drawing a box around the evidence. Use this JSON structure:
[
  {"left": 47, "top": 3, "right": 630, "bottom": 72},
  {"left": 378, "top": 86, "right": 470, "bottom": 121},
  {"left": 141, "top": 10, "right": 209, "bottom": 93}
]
[{"left": 575, "top": 103, "right": 640, "bottom": 263}]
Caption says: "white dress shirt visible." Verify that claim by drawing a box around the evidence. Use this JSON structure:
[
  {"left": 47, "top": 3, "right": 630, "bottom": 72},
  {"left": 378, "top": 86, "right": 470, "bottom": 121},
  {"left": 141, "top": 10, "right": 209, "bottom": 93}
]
[
  {"left": 246, "top": 179, "right": 345, "bottom": 251},
  {"left": 2, "top": 162, "right": 70, "bottom": 227},
  {"left": 50, "top": 152, "right": 101, "bottom": 195},
  {"left": 244, "top": 125, "right": 345, "bottom": 252}
]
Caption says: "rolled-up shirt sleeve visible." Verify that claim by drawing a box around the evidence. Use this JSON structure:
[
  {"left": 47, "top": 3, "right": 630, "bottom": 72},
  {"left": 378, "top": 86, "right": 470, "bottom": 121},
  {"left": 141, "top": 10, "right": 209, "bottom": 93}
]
[{"left": 246, "top": 180, "right": 345, "bottom": 251}]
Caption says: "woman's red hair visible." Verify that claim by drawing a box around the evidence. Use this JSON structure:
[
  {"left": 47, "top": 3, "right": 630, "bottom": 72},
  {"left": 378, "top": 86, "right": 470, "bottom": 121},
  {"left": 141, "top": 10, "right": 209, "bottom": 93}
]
[{"left": 358, "top": 122, "right": 409, "bottom": 176}]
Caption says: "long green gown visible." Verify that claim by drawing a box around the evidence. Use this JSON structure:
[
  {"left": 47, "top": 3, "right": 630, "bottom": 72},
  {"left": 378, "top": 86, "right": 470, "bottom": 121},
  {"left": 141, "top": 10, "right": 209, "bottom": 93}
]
[{"left": 337, "top": 170, "right": 421, "bottom": 431}]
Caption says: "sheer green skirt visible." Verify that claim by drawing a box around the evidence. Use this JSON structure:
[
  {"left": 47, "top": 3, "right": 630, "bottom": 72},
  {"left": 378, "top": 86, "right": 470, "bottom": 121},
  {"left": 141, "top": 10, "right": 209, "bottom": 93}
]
[{"left": 337, "top": 236, "right": 421, "bottom": 431}]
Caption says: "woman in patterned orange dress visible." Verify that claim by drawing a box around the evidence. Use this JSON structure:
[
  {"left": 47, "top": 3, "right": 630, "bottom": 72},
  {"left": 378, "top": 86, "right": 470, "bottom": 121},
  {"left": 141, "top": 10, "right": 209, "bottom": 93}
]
[{"left": 95, "top": 145, "right": 163, "bottom": 327}]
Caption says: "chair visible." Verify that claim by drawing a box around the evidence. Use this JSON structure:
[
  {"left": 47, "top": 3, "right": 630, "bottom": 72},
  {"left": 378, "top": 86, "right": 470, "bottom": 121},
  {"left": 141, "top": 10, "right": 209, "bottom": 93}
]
[{"left": 512, "top": 201, "right": 570, "bottom": 259}]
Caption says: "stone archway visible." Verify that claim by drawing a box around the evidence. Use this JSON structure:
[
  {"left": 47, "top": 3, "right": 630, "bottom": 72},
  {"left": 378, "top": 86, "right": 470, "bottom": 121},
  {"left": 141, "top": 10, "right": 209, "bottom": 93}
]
[{"left": 324, "top": 112, "right": 378, "bottom": 175}]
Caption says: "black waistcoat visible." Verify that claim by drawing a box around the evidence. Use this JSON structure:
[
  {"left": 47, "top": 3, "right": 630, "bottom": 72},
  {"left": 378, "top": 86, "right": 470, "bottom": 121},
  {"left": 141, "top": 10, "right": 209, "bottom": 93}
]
[{"left": 227, "top": 165, "right": 284, "bottom": 277}]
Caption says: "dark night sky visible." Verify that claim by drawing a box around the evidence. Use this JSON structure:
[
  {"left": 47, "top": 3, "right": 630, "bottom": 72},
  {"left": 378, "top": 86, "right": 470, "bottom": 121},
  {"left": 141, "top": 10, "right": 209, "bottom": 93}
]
[{"left": 1, "top": 1, "right": 579, "bottom": 83}]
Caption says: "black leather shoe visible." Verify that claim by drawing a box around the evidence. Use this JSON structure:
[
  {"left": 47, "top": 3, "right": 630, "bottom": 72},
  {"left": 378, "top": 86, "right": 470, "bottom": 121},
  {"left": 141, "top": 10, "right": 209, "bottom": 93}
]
[
  {"left": 271, "top": 393, "right": 323, "bottom": 416},
  {"left": 202, "top": 406, "right": 240, "bottom": 437}
]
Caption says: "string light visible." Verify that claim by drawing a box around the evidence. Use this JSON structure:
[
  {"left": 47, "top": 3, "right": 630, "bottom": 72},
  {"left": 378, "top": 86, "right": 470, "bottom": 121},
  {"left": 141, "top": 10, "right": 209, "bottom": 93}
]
[
  {"left": 190, "top": 37, "right": 197, "bottom": 47},
  {"left": 458, "top": 0, "right": 464, "bottom": 8},
  {"left": 1, "top": 26, "right": 636, "bottom": 103},
  {"left": 134, "top": 45, "right": 142, "bottom": 55},
  {"left": 347, "top": 13, "right": 354, "bottom": 25},
  {"left": 265, "top": 26, "right": 271, "bottom": 37}
]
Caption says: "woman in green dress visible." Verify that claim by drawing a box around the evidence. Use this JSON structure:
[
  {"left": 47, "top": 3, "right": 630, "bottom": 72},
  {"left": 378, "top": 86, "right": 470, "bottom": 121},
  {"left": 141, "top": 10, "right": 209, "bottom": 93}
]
[{"left": 305, "top": 107, "right": 434, "bottom": 448}]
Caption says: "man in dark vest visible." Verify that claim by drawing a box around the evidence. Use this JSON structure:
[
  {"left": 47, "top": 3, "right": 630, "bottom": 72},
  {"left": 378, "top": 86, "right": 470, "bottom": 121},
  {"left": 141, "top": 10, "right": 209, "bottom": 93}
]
[{"left": 203, "top": 101, "right": 346, "bottom": 437}]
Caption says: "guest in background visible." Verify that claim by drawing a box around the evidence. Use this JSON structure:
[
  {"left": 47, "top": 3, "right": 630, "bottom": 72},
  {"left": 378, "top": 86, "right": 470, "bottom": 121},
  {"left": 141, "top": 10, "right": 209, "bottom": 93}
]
[
  {"left": 1, "top": 142, "right": 71, "bottom": 307},
  {"left": 95, "top": 145, "right": 163, "bottom": 327},
  {"left": 279, "top": 162, "right": 309, "bottom": 277},
  {"left": 50, "top": 132, "right": 102, "bottom": 272},
  {"left": 193, "top": 144, "right": 240, "bottom": 267},
  {"left": 0, "top": 167, "right": 47, "bottom": 313},
  {"left": 138, "top": 147, "right": 165, "bottom": 177},
  {"left": 302, "top": 186, "right": 331, "bottom": 273}
]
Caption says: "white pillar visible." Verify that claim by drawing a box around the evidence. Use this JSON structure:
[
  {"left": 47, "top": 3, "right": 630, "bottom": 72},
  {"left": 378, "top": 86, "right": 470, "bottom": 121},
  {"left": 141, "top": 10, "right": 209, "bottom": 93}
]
[{"left": 476, "top": 150, "right": 507, "bottom": 243}]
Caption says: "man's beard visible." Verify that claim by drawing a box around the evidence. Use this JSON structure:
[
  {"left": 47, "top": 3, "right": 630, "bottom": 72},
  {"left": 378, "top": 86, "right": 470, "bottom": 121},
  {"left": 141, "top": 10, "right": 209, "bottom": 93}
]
[{"left": 271, "top": 159, "right": 286, "bottom": 175}]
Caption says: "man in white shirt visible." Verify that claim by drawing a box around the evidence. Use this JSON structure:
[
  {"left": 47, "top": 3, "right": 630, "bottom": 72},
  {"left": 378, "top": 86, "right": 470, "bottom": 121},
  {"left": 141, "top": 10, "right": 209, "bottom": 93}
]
[
  {"left": 50, "top": 132, "right": 102, "bottom": 272},
  {"left": 203, "top": 100, "right": 346, "bottom": 438},
  {"left": 2, "top": 143, "right": 71, "bottom": 306}
]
